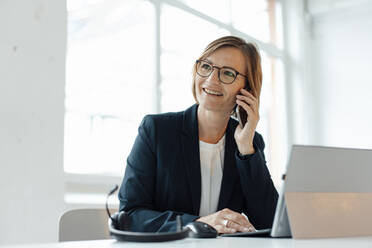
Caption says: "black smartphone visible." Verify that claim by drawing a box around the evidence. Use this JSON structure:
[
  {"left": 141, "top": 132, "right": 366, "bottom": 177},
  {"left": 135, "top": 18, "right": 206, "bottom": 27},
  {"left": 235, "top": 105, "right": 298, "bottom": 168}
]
[
  {"left": 236, "top": 104, "right": 247, "bottom": 128},
  {"left": 236, "top": 84, "right": 251, "bottom": 128}
]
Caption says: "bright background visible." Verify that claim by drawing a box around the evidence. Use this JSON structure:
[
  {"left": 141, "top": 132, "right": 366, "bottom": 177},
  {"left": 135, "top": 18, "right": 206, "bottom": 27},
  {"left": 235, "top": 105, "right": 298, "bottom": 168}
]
[{"left": 63, "top": 0, "right": 288, "bottom": 195}]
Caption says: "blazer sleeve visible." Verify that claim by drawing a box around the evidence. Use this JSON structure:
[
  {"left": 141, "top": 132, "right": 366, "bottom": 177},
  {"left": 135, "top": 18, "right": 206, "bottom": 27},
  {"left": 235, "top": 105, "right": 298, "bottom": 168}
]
[
  {"left": 235, "top": 133, "right": 279, "bottom": 229},
  {"left": 118, "top": 115, "right": 199, "bottom": 232}
]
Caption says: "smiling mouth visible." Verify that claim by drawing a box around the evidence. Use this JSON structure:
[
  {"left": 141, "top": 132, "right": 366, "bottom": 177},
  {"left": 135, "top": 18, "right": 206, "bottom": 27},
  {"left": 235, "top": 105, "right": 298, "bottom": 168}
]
[{"left": 203, "top": 88, "right": 223, "bottom": 96}]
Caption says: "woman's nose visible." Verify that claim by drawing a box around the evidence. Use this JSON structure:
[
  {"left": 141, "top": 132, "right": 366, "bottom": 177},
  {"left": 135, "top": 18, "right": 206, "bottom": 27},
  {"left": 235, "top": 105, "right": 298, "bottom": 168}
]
[{"left": 205, "top": 68, "right": 220, "bottom": 84}]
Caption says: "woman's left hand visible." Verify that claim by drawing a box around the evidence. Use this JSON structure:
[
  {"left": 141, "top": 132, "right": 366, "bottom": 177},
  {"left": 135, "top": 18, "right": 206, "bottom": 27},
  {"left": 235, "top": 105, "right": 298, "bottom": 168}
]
[{"left": 234, "top": 88, "right": 260, "bottom": 155}]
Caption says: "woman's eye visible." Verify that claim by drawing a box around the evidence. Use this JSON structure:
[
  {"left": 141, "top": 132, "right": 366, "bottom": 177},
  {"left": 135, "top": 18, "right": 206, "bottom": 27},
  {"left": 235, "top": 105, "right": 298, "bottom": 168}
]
[
  {"left": 224, "top": 70, "right": 235, "bottom": 78},
  {"left": 201, "top": 64, "right": 211, "bottom": 70}
]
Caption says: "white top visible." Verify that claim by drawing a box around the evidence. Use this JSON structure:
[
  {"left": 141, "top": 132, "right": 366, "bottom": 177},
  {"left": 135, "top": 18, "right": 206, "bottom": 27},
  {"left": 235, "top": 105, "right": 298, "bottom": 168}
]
[{"left": 198, "top": 135, "right": 225, "bottom": 217}]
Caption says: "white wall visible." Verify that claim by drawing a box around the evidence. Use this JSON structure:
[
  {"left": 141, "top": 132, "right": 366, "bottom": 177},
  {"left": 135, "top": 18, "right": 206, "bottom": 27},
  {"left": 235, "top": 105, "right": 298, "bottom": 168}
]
[
  {"left": 0, "top": 0, "right": 66, "bottom": 244},
  {"left": 306, "top": 0, "right": 372, "bottom": 149}
]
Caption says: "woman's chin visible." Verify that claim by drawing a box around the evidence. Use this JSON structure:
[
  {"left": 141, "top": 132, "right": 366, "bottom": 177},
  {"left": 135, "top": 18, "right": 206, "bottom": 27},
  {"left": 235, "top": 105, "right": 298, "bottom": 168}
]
[{"left": 198, "top": 101, "right": 232, "bottom": 114}]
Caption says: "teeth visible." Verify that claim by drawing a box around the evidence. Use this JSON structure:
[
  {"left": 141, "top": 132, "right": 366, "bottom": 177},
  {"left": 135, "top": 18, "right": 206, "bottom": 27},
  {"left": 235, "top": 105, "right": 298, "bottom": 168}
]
[{"left": 204, "top": 88, "right": 222, "bottom": 96}]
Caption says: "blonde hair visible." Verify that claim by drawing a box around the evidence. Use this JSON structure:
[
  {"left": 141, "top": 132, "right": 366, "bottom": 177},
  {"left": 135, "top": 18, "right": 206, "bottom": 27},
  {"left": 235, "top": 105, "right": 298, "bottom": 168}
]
[{"left": 192, "top": 36, "right": 263, "bottom": 103}]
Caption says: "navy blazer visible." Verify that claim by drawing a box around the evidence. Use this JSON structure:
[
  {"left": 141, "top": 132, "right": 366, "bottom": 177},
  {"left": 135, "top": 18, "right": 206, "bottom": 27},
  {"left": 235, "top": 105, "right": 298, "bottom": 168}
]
[{"left": 119, "top": 104, "right": 278, "bottom": 232}]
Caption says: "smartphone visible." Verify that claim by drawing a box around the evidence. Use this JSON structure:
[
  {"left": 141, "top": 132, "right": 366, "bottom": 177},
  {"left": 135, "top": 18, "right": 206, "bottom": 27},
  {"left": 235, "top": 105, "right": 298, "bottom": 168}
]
[
  {"left": 236, "top": 84, "right": 251, "bottom": 128},
  {"left": 236, "top": 104, "right": 247, "bottom": 128}
]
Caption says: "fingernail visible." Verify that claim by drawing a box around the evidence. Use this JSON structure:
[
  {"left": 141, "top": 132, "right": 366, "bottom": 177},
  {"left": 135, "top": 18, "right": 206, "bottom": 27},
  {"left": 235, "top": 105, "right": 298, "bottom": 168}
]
[
  {"left": 243, "top": 227, "right": 250, "bottom": 232},
  {"left": 231, "top": 229, "right": 236, "bottom": 232}
]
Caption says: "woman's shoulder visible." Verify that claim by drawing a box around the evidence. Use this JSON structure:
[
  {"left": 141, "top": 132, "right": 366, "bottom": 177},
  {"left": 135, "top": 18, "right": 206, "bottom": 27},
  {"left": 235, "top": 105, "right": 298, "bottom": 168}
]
[
  {"left": 253, "top": 131, "right": 265, "bottom": 150},
  {"left": 139, "top": 109, "right": 185, "bottom": 134},
  {"left": 143, "top": 110, "right": 184, "bottom": 123},
  {"left": 141, "top": 105, "right": 197, "bottom": 128}
]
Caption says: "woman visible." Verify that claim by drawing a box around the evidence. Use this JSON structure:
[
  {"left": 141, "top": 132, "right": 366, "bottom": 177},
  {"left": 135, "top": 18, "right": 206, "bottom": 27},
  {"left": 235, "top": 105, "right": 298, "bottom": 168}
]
[{"left": 118, "top": 36, "right": 278, "bottom": 234}]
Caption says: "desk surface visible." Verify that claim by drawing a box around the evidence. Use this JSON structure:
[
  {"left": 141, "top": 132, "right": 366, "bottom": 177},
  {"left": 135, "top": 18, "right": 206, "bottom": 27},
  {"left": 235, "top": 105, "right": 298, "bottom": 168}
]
[{"left": 2, "top": 237, "right": 372, "bottom": 248}]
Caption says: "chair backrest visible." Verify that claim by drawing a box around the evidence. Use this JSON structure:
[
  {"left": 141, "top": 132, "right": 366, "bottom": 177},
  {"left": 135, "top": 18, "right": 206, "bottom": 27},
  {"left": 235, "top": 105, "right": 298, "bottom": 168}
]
[{"left": 59, "top": 208, "right": 117, "bottom": 242}]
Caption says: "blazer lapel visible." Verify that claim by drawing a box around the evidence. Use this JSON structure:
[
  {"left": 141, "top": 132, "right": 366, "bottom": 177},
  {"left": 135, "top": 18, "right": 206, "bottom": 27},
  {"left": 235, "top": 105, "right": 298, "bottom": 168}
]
[
  {"left": 180, "top": 104, "right": 201, "bottom": 215},
  {"left": 217, "top": 118, "right": 239, "bottom": 210}
]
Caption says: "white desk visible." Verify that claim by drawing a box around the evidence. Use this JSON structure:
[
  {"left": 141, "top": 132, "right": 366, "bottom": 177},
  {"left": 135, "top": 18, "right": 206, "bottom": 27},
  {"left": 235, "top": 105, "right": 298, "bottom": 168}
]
[{"left": 2, "top": 237, "right": 372, "bottom": 248}]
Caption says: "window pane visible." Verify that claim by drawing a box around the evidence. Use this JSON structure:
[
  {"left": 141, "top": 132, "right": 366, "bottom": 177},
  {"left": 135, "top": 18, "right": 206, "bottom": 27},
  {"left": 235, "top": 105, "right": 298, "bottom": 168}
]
[
  {"left": 160, "top": 4, "right": 230, "bottom": 112},
  {"left": 65, "top": 0, "right": 155, "bottom": 175},
  {"left": 178, "top": 0, "right": 231, "bottom": 23},
  {"left": 231, "top": 0, "right": 283, "bottom": 48},
  {"left": 258, "top": 51, "right": 287, "bottom": 185}
]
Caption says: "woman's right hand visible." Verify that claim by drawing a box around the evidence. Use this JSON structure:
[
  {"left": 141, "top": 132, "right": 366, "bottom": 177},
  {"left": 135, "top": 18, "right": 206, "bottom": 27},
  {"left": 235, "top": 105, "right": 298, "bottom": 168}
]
[{"left": 196, "top": 208, "right": 256, "bottom": 234}]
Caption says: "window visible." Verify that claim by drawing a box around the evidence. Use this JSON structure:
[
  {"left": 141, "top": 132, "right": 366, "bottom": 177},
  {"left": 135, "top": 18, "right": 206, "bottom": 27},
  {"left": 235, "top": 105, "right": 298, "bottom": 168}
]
[
  {"left": 160, "top": 4, "right": 229, "bottom": 112},
  {"left": 231, "top": 0, "right": 283, "bottom": 48},
  {"left": 259, "top": 52, "right": 287, "bottom": 186},
  {"left": 65, "top": 0, "right": 287, "bottom": 202},
  {"left": 65, "top": 0, "right": 155, "bottom": 177}
]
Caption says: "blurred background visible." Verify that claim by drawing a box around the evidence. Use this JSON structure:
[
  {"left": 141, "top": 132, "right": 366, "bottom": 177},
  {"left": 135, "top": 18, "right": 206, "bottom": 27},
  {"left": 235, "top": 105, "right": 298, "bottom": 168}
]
[{"left": 1, "top": 0, "right": 372, "bottom": 245}]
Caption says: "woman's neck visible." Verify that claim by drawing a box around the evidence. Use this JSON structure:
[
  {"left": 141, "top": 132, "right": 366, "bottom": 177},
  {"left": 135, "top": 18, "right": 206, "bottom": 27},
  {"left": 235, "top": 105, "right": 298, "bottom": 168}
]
[{"left": 197, "top": 107, "right": 230, "bottom": 144}]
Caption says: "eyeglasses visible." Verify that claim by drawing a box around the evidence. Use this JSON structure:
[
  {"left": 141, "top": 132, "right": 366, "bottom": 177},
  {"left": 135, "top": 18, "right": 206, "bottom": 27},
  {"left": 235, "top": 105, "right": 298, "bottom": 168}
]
[{"left": 195, "top": 60, "right": 248, "bottom": 84}]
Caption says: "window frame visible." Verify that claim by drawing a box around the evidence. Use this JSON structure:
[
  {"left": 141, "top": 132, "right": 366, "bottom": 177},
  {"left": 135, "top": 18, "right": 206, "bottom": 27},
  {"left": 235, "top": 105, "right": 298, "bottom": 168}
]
[{"left": 65, "top": 0, "right": 288, "bottom": 206}]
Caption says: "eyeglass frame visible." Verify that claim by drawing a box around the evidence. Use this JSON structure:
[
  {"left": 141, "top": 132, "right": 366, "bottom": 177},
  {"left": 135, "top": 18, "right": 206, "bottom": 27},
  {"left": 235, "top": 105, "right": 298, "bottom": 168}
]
[{"left": 195, "top": 59, "right": 248, "bottom": 85}]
